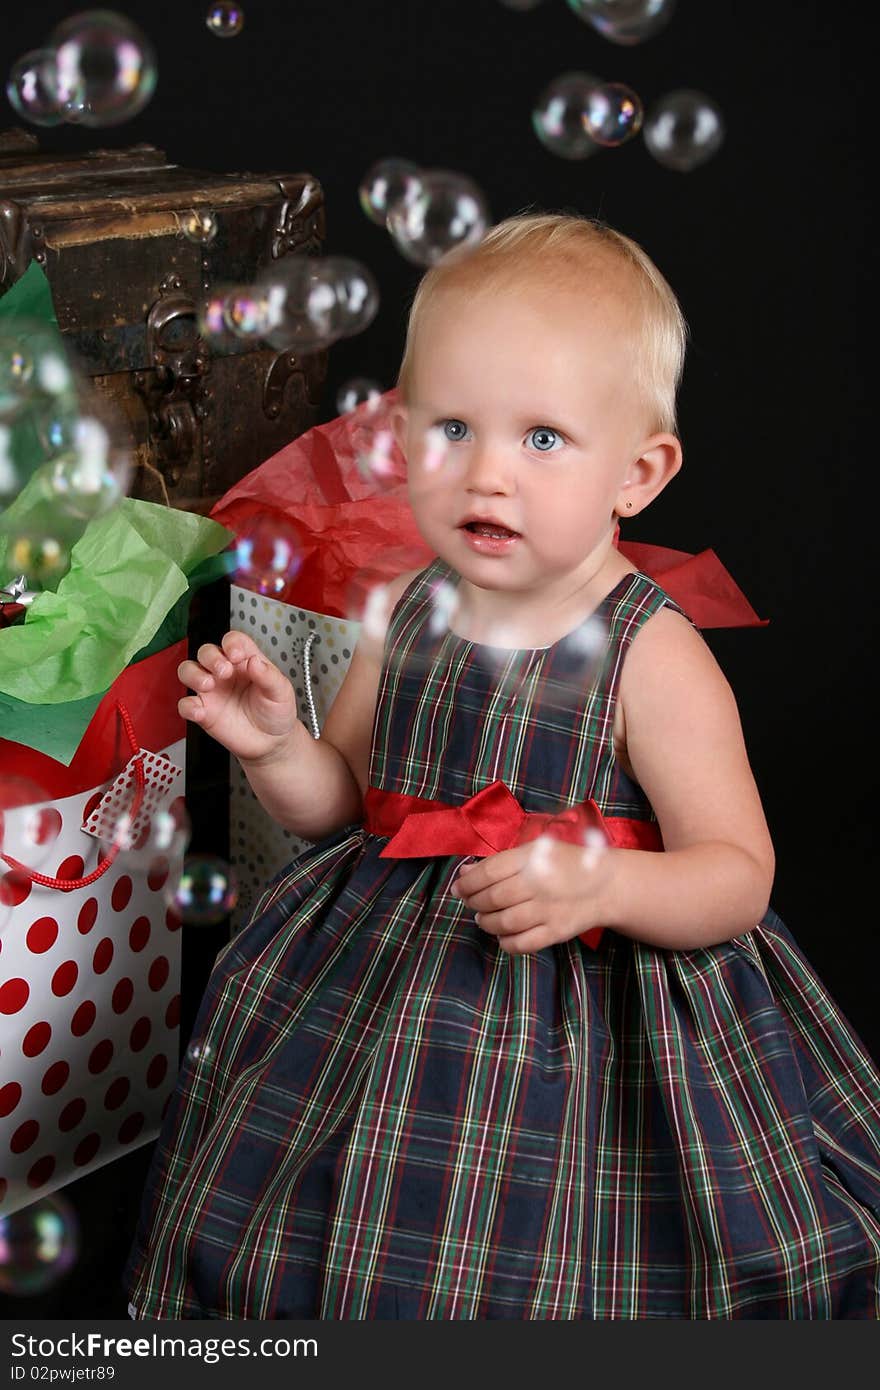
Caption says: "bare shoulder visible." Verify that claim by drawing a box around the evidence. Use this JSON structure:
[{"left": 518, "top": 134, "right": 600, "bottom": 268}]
[{"left": 620, "top": 604, "right": 734, "bottom": 704}]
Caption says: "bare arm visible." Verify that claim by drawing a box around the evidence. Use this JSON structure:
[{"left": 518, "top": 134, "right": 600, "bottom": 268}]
[{"left": 602, "top": 607, "right": 776, "bottom": 949}]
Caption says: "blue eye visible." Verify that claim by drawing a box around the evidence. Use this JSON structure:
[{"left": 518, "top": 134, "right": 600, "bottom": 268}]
[
  {"left": 528, "top": 427, "right": 562, "bottom": 453},
  {"left": 441, "top": 419, "right": 469, "bottom": 442}
]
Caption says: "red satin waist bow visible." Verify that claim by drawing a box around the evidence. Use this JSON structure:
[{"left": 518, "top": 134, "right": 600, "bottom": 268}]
[{"left": 363, "top": 781, "right": 662, "bottom": 950}]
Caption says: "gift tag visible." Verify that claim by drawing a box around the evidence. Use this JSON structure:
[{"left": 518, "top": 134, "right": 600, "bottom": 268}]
[{"left": 81, "top": 750, "right": 182, "bottom": 851}]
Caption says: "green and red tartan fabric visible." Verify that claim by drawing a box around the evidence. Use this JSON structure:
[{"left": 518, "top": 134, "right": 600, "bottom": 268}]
[{"left": 125, "top": 561, "right": 880, "bottom": 1318}]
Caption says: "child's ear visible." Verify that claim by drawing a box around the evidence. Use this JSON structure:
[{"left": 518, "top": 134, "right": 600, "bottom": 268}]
[
  {"left": 389, "top": 402, "right": 409, "bottom": 454},
  {"left": 615, "top": 434, "right": 683, "bottom": 518}
]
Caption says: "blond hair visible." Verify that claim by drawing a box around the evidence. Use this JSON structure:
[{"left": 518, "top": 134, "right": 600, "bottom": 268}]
[{"left": 396, "top": 212, "right": 688, "bottom": 434}]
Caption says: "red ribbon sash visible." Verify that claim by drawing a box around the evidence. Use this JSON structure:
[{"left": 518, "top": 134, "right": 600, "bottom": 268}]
[{"left": 363, "top": 781, "right": 662, "bottom": 950}]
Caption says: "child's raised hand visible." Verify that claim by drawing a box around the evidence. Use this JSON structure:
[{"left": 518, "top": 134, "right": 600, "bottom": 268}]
[
  {"left": 177, "top": 632, "right": 300, "bottom": 764},
  {"left": 449, "top": 834, "right": 612, "bottom": 955}
]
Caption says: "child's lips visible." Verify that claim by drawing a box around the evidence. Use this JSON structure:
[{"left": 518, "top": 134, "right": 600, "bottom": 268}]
[{"left": 459, "top": 526, "right": 522, "bottom": 555}]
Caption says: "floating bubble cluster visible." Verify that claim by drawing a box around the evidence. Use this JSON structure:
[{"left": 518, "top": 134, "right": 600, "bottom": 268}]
[
  {"left": 258, "top": 256, "right": 379, "bottom": 353},
  {"left": 346, "top": 566, "right": 611, "bottom": 717}
]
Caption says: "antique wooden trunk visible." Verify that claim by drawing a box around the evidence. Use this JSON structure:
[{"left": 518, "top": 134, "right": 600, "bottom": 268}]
[{"left": 0, "top": 128, "right": 327, "bottom": 512}]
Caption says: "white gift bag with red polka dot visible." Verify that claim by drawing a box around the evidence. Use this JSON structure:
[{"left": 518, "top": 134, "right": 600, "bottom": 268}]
[
  {"left": 0, "top": 644, "right": 187, "bottom": 1217},
  {"left": 228, "top": 587, "right": 359, "bottom": 932}
]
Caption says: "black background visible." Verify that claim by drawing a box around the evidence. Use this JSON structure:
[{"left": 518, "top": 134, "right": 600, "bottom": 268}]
[{"left": 1, "top": 0, "right": 875, "bottom": 1318}]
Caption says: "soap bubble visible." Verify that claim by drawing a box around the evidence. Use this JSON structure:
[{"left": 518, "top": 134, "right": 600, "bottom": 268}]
[
  {"left": 359, "top": 158, "right": 422, "bottom": 227},
  {"left": 0, "top": 1194, "right": 79, "bottom": 1295},
  {"left": 181, "top": 209, "right": 218, "bottom": 245},
  {"left": 643, "top": 90, "right": 725, "bottom": 171},
  {"left": 350, "top": 395, "right": 406, "bottom": 490},
  {"left": 582, "top": 82, "right": 643, "bottom": 146},
  {"left": 566, "top": 0, "right": 676, "bottom": 44},
  {"left": 0, "top": 344, "right": 36, "bottom": 423},
  {"left": 258, "top": 256, "right": 379, "bottom": 353},
  {"left": 344, "top": 575, "right": 396, "bottom": 667},
  {"left": 0, "top": 322, "right": 130, "bottom": 516},
  {"left": 0, "top": 429, "right": 17, "bottom": 504},
  {"left": 387, "top": 169, "right": 489, "bottom": 267},
  {"left": 354, "top": 540, "right": 612, "bottom": 710},
  {"left": 532, "top": 72, "right": 602, "bottom": 160},
  {"left": 222, "top": 285, "right": 275, "bottom": 339},
  {"left": 336, "top": 378, "right": 383, "bottom": 415},
  {"left": 103, "top": 794, "right": 191, "bottom": 874},
  {"left": 462, "top": 610, "right": 610, "bottom": 715},
  {"left": 197, "top": 291, "right": 230, "bottom": 343},
  {"left": 44, "top": 416, "right": 131, "bottom": 520},
  {"left": 520, "top": 823, "right": 611, "bottom": 888},
  {"left": 206, "top": 2, "right": 245, "bottom": 37},
  {"left": 5, "top": 532, "right": 71, "bottom": 589},
  {"left": 6, "top": 49, "right": 66, "bottom": 127},
  {"left": 172, "top": 854, "right": 238, "bottom": 925},
  {"left": 185, "top": 1039, "right": 215, "bottom": 1066},
  {"left": 0, "top": 323, "right": 78, "bottom": 430},
  {"left": 32, "top": 404, "right": 72, "bottom": 458},
  {"left": 232, "top": 514, "right": 303, "bottom": 598},
  {"left": 353, "top": 422, "right": 399, "bottom": 489},
  {"left": 0, "top": 775, "right": 62, "bottom": 871},
  {"left": 44, "top": 10, "right": 158, "bottom": 127}
]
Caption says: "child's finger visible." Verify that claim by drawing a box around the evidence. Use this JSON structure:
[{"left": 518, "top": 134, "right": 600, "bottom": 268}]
[
  {"left": 452, "top": 844, "right": 528, "bottom": 897},
  {"left": 178, "top": 694, "right": 205, "bottom": 722},
  {"left": 178, "top": 658, "right": 216, "bottom": 693},
  {"left": 196, "top": 643, "right": 234, "bottom": 679},
  {"left": 244, "top": 652, "right": 290, "bottom": 698},
  {"left": 220, "top": 631, "right": 263, "bottom": 665}
]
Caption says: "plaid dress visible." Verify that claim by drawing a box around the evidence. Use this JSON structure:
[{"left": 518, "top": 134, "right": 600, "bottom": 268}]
[{"left": 125, "top": 559, "right": 880, "bottom": 1319}]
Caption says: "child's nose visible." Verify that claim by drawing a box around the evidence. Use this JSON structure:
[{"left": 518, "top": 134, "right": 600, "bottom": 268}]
[{"left": 464, "top": 444, "right": 515, "bottom": 494}]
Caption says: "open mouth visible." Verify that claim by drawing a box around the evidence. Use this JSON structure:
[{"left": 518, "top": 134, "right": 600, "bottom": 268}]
[{"left": 460, "top": 522, "right": 521, "bottom": 540}]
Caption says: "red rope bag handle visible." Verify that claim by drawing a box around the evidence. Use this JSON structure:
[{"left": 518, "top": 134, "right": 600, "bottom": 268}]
[{"left": 1, "top": 702, "right": 146, "bottom": 893}]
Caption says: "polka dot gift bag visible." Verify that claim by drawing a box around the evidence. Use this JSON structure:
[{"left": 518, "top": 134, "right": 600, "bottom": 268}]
[
  {"left": 210, "top": 390, "right": 433, "bottom": 929},
  {"left": 0, "top": 646, "right": 187, "bottom": 1217},
  {"left": 0, "top": 491, "right": 232, "bottom": 1216}
]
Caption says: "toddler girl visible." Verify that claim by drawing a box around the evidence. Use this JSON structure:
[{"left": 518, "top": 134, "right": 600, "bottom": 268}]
[{"left": 125, "top": 214, "right": 880, "bottom": 1319}]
